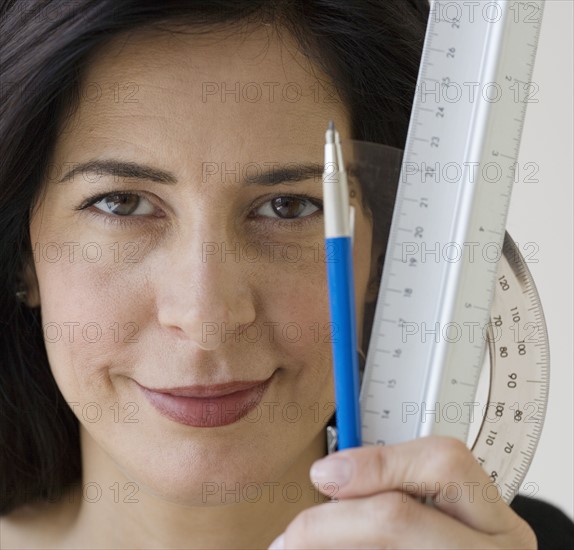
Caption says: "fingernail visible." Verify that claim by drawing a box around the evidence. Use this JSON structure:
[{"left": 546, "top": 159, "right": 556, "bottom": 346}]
[
  {"left": 310, "top": 456, "right": 352, "bottom": 487},
  {"left": 268, "top": 533, "right": 284, "bottom": 550}
]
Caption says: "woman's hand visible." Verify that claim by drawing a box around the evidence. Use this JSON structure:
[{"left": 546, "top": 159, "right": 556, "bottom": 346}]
[{"left": 267, "top": 436, "right": 537, "bottom": 549}]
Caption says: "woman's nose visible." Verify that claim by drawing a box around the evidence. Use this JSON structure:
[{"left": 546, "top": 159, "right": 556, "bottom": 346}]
[{"left": 156, "top": 238, "right": 257, "bottom": 350}]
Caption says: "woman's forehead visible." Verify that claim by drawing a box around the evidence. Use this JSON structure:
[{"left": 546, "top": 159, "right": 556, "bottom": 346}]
[{"left": 61, "top": 23, "right": 350, "bottom": 153}]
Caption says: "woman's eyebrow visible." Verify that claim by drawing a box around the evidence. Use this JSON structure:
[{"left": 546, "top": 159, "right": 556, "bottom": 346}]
[{"left": 57, "top": 159, "right": 324, "bottom": 186}]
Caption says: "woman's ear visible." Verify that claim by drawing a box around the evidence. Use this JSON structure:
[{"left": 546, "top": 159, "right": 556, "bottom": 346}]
[{"left": 17, "top": 257, "right": 41, "bottom": 308}]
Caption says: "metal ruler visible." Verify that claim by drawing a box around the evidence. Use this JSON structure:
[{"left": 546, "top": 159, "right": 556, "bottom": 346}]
[{"left": 359, "top": 0, "right": 547, "bottom": 502}]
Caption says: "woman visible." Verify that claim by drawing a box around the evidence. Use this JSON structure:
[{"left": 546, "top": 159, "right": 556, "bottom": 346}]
[{"left": 1, "top": 1, "right": 572, "bottom": 548}]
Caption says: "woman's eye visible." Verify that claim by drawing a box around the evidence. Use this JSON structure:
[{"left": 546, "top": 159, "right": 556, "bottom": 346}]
[
  {"left": 91, "top": 193, "right": 156, "bottom": 216},
  {"left": 255, "top": 196, "right": 320, "bottom": 220},
  {"left": 78, "top": 192, "right": 321, "bottom": 229}
]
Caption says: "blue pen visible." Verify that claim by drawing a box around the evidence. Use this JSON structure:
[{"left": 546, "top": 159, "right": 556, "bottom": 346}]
[{"left": 322, "top": 120, "right": 362, "bottom": 450}]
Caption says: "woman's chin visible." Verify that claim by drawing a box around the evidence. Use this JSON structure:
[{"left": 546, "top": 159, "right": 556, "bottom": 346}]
[{"left": 127, "top": 468, "right": 279, "bottom": 508}]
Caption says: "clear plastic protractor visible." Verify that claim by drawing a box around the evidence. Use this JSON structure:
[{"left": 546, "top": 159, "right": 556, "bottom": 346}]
[{"left": 466, "top": 231, "right": 550, "bottom": 504}]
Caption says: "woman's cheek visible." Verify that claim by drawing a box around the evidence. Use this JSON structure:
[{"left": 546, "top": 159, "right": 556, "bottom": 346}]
[
  {"left": 34, "top": 241, "right": 151, "bottom": 409},
  {"left": 258, "top": 214, "right": 372, "bottom": 404},
  {"left": 256, "top": 248, "right": 333, "bottom": 407}
]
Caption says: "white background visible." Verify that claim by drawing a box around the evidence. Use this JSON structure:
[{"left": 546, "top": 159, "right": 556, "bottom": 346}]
[{"left": 503, "top": 0, "right": 573, "bottom": 519}]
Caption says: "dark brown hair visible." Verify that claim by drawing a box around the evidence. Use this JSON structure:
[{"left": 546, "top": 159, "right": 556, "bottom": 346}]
[{"left": 0, "top": 0, "right": 429, "bottom": 515}]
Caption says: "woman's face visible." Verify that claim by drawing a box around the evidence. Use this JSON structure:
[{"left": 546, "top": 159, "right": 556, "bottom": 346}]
[{"left": 28, "top": 24, "right": 374, "bottom": 504}]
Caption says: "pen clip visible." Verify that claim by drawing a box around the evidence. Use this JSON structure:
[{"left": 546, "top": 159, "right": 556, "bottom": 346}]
[{"left": 333, "top": 129, "right": 352, "bottom": 240}]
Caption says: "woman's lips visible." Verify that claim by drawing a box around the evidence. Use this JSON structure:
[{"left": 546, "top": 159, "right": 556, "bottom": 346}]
[{"left": 136, "top": 376, "right": 274, "bottom": 427}]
